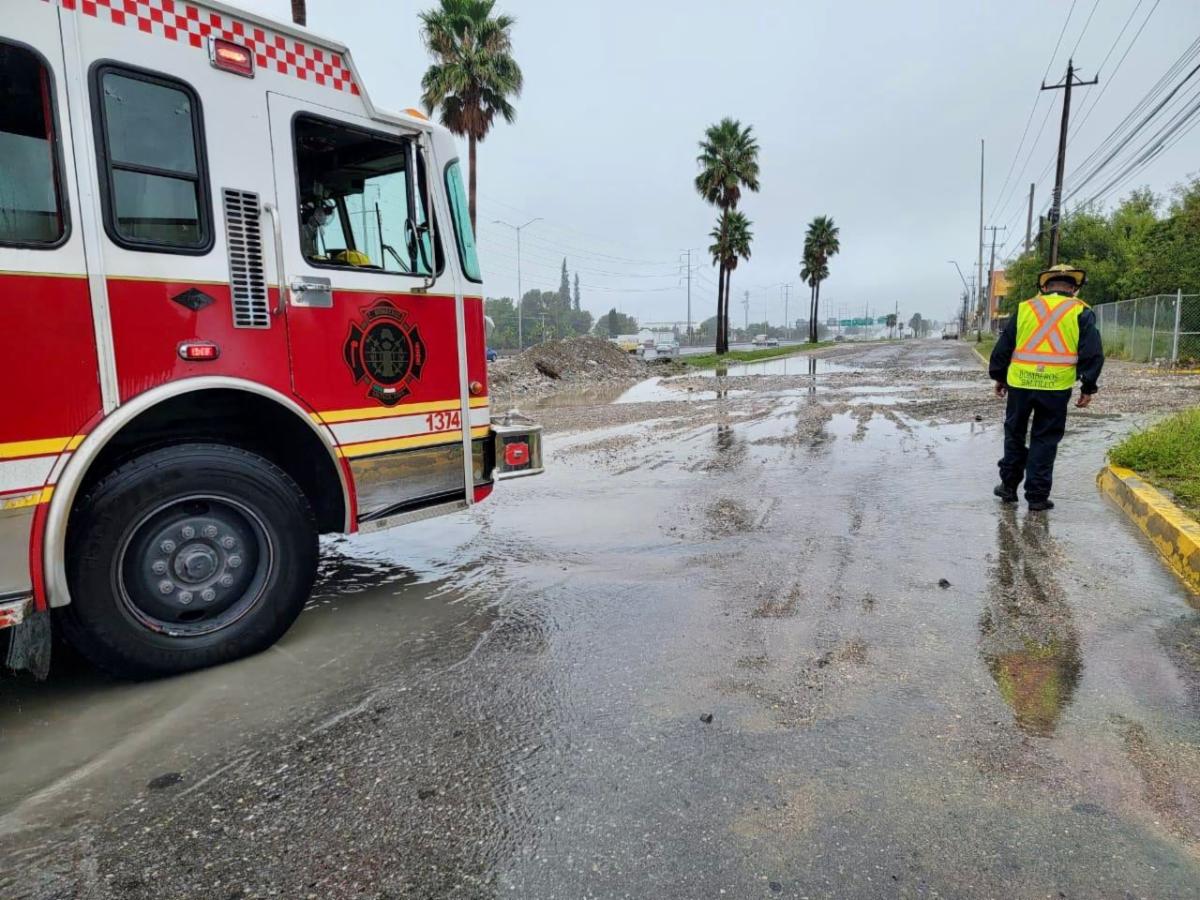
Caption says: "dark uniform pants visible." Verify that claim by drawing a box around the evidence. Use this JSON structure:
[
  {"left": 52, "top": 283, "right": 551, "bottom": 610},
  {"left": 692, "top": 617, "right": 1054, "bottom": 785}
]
[{"left": 998, "top": 386, "right": 1071, "bottom": 502}]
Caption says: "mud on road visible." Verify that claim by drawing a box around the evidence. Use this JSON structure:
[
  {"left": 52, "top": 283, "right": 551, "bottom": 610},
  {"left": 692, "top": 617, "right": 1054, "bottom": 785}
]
[{"left": 4, "top": 340, "right": 1200, "bottom": 899}]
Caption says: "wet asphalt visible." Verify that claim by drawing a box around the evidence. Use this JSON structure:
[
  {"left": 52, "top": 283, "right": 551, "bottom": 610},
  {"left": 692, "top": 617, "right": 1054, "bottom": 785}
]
[{"left": 3, "top": 340, "right": 1200, "bottom": 899}]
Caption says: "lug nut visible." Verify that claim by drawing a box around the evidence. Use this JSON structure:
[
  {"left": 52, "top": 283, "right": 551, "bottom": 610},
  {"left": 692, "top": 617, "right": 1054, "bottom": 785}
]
[
  {"left": 221, "top": 536, "right": 236, "bottom": 549},
  {"left": 152, "top": 560, "right": 168, "bottom": 575},
  {"left": 203, "top": 525, "right": 218, "bottom": 539},
  {"left": 158, "top": 580, "right": 175, "bottom": 595},
  {"left": 178, "top": 590, "right": 193, "bottom": 605},
  {"left": 219, "top": 574, "right": 234, "bottom": 587},
  {"left": 228, "top": 555, "right": 242, "bottom": 569},
  {"left": 160, "top": 539, "right": 176, "bottom": 553},
  {"left": 181, "top": 525, "right": 196, "bottom": 539},
  {"left": 201, "top": 588, "right": 216, "bottom": 603}
]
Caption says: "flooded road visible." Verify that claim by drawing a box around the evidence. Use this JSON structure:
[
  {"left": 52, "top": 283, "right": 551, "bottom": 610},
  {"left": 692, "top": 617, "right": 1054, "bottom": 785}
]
[{"left": 4, "top": 340, "right": 1200, "bottom": 899}]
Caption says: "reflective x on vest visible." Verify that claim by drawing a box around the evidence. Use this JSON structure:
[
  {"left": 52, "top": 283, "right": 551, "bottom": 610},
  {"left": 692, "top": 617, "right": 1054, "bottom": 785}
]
[{"left": 1012, "top": 296, "right": 1082, "bottom": 367}]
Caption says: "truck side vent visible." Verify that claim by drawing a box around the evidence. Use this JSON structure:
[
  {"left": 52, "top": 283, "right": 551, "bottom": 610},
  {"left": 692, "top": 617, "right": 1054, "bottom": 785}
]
[{"left": 223, "top": 189, "right": 270, "bottom": 329}]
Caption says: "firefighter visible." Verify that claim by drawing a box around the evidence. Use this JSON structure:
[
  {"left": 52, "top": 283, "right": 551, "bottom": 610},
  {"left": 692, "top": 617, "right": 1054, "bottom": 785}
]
[{"left": 988, "top": 263, "right": 1105, "bottom": 511}]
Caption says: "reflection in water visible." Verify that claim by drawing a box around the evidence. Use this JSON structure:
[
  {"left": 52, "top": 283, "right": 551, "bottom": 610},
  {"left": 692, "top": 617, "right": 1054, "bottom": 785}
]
[
  {"left": 808, "top": 356, "right": 818, "bottom": 397},
  {"left": 979, "top": 508, "right": 1082, "bottom": 737},
  {"left": 715, "top": 423, "right": 736, "bottom": 454}
]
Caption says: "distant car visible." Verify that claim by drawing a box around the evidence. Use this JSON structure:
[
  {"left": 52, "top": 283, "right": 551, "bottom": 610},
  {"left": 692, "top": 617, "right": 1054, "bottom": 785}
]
[
  {"left": 652, "top": 337, "right": 680, "bottom": 358},
  {"left": 941, "top": 323, "right": 960, "bottom": 341},
  {"left": 752, "top": 334, "right": 780, "bottom": 347},
  {"left": 486, "top": 347, "right": 498, "bottom": 361}
]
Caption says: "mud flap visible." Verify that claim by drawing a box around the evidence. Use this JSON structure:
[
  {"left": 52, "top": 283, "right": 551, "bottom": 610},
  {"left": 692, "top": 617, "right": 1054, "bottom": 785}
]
[{"left": 5, "top": 611, "right": 52, "bottom": 680}]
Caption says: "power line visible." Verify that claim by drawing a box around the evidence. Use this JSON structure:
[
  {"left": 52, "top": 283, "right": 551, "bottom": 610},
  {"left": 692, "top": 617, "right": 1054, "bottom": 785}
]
[
  {"left": 987, "top": 0, "right": 1082, "bottom": 222},
  {"left": 1066, "top": 58, "right": 1200, "bottom": 201},
  {"left": 1066, "top": 0, "right": 1157, "bottom": 142},
  {"left": 1067, "top": 34, "right": 1199, "bottom": 189},
  {"left": 1068, "top": 0, "right": 1103, "bottom": 60},
  {"left": 1080, "top": 85, "right": 1200, "bottom": 205}
]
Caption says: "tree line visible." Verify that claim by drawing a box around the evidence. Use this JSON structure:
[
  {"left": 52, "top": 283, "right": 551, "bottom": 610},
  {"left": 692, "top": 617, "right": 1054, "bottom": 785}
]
[
  {"left": 1002, "top": 178, "right": 1200, "bottom": 312},
  {"left": 484, "top": 259, "right": 594, "bottom": 349}
]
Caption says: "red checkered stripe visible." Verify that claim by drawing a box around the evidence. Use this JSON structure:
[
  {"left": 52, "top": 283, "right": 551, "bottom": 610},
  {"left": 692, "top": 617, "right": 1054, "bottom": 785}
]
[{"left": 44, "top": 0, "right": 359, "bottom": 95}]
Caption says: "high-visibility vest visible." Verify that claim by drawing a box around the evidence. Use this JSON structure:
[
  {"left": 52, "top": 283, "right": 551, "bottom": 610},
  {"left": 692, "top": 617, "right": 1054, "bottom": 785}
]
[{"left": 1007, "top": 293, "right": 1088, "bottom": 391}]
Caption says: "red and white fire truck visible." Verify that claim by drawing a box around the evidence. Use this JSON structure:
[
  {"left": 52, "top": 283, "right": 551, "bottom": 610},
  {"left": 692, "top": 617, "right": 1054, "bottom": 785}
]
[{"left": 0, "top": 0, "right": 542, "bottom": 677}]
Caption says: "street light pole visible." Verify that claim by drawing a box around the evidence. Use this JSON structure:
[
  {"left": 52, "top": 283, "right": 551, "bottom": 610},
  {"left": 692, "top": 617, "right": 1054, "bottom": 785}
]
[
  {"left": 493, "top": 217, "right": 542, "bottom": 349},
  {"left": 948, "top": 261, "right": 971, "bottom": 333}
]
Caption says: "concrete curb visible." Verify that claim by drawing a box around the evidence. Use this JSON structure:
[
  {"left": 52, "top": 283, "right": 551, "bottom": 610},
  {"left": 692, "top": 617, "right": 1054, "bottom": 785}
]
[{"left": 1097, "top": 464, "right": 1200, "bottom": 594}]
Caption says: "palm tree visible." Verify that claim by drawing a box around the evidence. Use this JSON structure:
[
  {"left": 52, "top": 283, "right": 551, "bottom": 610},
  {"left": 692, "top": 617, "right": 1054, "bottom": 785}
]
[
  {"left": 708, "top": 211, "right": 754, "bottom": 352},
  {"left": 800, "top": 248, "right": 826, "bottom": 342},
  {"left": 695, "top": 118, "right": 760, "bottom": 354},
  {"left": 419, "top": 0, "right": 523, "bottom": 231},
  {"left": 802, "top": 216, "right": 840, "bottom": 343}
]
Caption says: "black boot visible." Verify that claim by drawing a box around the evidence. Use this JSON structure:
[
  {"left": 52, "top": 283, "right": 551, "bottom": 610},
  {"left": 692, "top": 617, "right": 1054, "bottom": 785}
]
[
  {"left": 993, "top": 483, "right": 1018, "bottom": 503},
  {"left": 1027, "top": 498, "right": 1055, "bottom": 512}
]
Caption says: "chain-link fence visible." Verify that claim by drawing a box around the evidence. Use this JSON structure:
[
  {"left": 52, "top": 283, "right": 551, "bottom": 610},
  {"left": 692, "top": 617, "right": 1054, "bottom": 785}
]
[{"left": 1093, "top": 292, "right": 1200, "bottom": 366}]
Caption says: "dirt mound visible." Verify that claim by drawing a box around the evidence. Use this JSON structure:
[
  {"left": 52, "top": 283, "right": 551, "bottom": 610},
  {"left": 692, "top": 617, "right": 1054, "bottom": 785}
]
[{"left": 490, "top": 336, "right": 645, "bottom": 399}]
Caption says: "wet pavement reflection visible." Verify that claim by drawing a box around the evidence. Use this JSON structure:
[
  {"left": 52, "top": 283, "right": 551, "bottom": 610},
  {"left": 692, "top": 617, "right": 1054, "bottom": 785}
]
[{"left": 980, "top": 509, "right": 1082, "bottom": 737}]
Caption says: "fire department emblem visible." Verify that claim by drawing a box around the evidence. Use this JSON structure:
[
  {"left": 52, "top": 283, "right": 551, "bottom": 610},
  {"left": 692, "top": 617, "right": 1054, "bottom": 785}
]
[{"left": 343, "top": 301, "right": 426, "bottom": 406}]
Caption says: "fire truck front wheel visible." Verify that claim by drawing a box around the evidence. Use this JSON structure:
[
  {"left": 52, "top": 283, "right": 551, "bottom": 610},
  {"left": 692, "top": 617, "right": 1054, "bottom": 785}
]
[{"left": 60, "top": 444, "right": 319, "bottom": 678}]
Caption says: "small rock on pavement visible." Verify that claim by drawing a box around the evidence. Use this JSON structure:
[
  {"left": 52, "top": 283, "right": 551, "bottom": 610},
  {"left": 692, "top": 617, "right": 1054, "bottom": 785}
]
[
  {"left": 938, "top": 578, "right": 951, "bottom": 589},
  {"left": 147, "top": 772, "right": 183, "bottom": 790},
  {"left": 699, "top": 713, "right": 714, "bottom": 724}
]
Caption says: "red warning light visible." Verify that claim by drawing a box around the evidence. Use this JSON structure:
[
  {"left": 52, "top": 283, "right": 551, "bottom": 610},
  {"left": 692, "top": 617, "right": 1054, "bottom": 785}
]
[
  {"left": 210, "top": 39, "right": 254, "bottom": 78},
  {"left": 178, "top": 341, "right": 221, "bottom": 361},
  {"left": 504, "top": 442, "right": 530, "bottom": 467}
]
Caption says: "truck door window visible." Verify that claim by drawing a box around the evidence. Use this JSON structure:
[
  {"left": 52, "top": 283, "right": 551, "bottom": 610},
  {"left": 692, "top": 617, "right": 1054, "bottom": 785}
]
[
  {"left": 0, "top": 42, "right": 66, "bottom": 247},
  {"left": 294, "top": 115, "right": 440, "bottom": 276},
  {"left": 93, "top": 66, "right": 210, "bottom": 252}
]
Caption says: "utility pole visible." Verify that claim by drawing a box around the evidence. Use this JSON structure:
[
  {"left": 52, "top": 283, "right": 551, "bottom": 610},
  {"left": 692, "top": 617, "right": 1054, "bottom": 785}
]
[
  {"left": 976, "top": 139, "right": 985, "bottom": 329},
  {"left": 1024, "top": 183, "right": 1036, "bottom": 253},
  {"left": 679, "top": 249, "right": 694, "bottom": 341},
  {"left": 493, "top": 217, "right": 542, "bottom": 349},
  {"left": 983, "top": 225, "right": 1007, "bottom": 329},
  {"left": 781, "top": 283, "right": 791, "bottom": 340},
  {"left": 1042, "top": 59, "right": 1098, "bottom": 266},
  {"left": 743, "top": 290, "right": 750, "bottom": 333}
]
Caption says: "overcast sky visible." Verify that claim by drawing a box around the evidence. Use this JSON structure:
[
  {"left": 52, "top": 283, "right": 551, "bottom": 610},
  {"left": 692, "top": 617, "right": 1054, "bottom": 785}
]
[{"left": 246, "top": 0, "right": 1200, "bottom": 327}]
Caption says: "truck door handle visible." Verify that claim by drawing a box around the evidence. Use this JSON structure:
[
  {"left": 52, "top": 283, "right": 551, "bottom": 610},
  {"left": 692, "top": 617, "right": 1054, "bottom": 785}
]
[
  {"left": 263, "top": 202, "right": 287, "bottom": 316},
  {"left": 289, "top": 277, "right": 333, "bottom": 308}
]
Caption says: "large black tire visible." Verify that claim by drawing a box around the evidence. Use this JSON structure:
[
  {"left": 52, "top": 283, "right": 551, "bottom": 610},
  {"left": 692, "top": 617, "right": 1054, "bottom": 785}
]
[{"left": 59, "top": 444, "right": 318, "bottom": 678}]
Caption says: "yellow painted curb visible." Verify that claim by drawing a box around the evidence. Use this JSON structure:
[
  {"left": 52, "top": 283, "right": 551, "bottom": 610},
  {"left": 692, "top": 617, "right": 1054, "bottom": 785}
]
[{"left": 1097, "top": 464, "right": 1200, "bottom": 594}]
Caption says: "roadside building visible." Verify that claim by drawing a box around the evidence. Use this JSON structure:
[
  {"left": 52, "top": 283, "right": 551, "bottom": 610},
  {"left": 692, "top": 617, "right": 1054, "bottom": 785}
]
[{"left": 989, "top": 269, "right": 1010, "bottom": 332}]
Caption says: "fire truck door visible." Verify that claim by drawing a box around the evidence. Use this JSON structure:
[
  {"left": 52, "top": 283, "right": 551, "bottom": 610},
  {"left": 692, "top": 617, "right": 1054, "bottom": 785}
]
[
  {"left": 1, "top": 8, "right": 100, "bottom": 604},
  {"left": 266, "top": 93, "right": 468, "bottom": 480}
]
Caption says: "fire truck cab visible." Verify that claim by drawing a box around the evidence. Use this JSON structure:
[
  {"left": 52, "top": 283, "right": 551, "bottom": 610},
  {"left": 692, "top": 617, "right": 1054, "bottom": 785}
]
[{"left": 0, "top": 0, "right": 541, "bottom": 677}]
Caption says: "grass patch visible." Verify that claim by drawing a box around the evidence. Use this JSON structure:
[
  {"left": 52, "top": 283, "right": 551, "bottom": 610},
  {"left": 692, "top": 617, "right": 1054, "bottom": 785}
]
[
  {"left": 975, "top": 334, "right": 997, "bottom": 360},
  {"left": 1109, "top": 408, "right": 1200, "bottom": 518},
  {"left": 684, "top": 342, "right": 835, "bottom": 369}
]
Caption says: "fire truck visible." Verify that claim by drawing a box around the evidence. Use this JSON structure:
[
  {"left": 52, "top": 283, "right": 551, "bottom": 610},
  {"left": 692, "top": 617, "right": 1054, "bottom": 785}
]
[{"left": 0, "top": 0, "right": 542, "bottom": 677}]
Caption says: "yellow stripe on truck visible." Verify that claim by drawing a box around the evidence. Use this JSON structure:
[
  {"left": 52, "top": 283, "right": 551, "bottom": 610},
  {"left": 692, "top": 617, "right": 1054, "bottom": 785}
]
[
  {"left": 0, "top": 435, "right": 83, "bottom": 459},
  {"left": 340, "top": 426, "right": 491, "bottom": 459},
  {"left": 314, "top": 397, "right": 490, "bottom": 425},
  {"left": 0, "top": 486, "right": 54, "bottom": 511}
]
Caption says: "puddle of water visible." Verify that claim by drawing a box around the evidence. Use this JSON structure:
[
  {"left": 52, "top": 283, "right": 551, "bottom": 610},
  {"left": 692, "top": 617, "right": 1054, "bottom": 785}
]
[
  {"left": 613, "top": 378, "right": 750, "bottom": 404},
  {"left": 702, "top": 355, "right": 855, "bottom": 377}
]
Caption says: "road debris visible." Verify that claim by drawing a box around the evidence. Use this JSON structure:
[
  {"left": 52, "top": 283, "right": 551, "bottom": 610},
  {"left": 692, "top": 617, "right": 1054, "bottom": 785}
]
[{"left": 490, "top": 336, "right": 645, "bottom": 402}]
